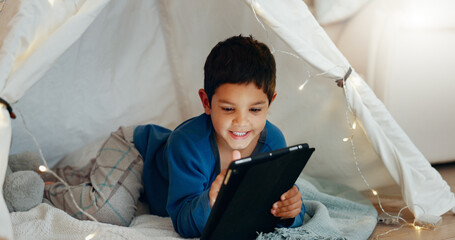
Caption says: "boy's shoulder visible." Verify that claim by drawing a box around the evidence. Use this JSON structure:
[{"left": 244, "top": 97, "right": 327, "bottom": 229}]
[
  {"left": 170, "top": 113, "right": 212, "bottom": 143},
  {"left": 262, "top": 120, "right": 286, "bottom": 150},
  {"left": 265, "top": 120, "right": 285, "bottom": 139}
]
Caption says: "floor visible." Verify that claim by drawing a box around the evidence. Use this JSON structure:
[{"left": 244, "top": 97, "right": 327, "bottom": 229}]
[{"left": 367, "top": 162, "right": 455, "bottom": 240}]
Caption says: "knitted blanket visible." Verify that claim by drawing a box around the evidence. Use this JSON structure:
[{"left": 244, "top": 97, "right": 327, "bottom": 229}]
[
  {"left": 11, "top": 175, "right": 377, "bottom": 240},
  {"left": 257, "top": 176, "right": 378, "bottom": 240}
]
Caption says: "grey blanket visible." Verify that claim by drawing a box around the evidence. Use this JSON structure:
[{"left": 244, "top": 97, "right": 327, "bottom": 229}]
[{"left": 257, "top": 175, "right": 378, "bottom": 240}]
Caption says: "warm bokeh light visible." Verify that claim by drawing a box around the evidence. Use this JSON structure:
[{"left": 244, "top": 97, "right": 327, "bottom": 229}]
[{"left": 38, "top": 165, "right": 47, "bottom": 172}]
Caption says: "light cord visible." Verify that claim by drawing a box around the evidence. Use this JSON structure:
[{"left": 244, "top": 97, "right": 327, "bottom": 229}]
[
  {"left": 248, "top": 1, "right": 424, "bottom": 236},
  {"left": 250, "top": 0, "right": 301, "bottom": 60},
  {"left": 341, "top": 79, "right": 434, "bottom": 238},
  {"left": 249, "top": 0, "right": 436, "bottom": 235},
  {"left": 15, "top": 107, "right": 99, "bottom": 222}
]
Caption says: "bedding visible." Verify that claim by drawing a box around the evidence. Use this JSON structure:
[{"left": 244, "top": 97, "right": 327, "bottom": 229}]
[
  {"left": 7, "top": 127, "right": 377, "bottom": 239},
  {"left": 11, "top": 173, "right": 377, "bottom": 240}
]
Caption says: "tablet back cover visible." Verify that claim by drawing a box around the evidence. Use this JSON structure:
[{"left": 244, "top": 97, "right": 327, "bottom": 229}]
[{"left": 201, "top": 144, "right": 314, "bottom": 240}]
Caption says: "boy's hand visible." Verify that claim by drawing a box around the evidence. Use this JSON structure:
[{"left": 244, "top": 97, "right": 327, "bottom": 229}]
[
  {"left": 271, "top": 185, "right": 302, "bottom": 219},
  {"left": 209, "top": 150, "right": 241, "bottom": 208}
]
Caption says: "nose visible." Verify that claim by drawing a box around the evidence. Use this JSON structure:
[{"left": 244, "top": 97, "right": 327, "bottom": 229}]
[{"left": 233, "top": 110, "right": 248, "bottom": 125}]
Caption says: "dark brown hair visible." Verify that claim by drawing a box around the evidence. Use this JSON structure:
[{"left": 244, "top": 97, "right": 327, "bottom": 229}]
[{"left": 203, "top": 35, "right": 276, "bottom": 104}]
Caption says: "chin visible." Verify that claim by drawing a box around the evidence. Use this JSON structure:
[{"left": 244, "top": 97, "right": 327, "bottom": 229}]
[{"left": 228, "top": 142, "right": 252, "bottom": 152}]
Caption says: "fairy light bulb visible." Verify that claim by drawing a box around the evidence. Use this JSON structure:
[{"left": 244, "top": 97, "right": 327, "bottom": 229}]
[
  {"left": 299, "top": 79, "right": 309, "bottom": 91},
  {"left": 85, "top": 231, "right": 98, "bottom": 240},
  {"left": 352, "top": 122, "right": 357, "bottom": 130},
  {"left": 372, "top": 189, "right": 378, "bottom": 196},
  {"left": 343, "top": 137, "right": 350, "bottom": 142},
  {"left": 85, "top": 234, "right": 95, "bottom": 240},
  {"left": 39, "top": 165, "right": 47, "bottom": 172}
]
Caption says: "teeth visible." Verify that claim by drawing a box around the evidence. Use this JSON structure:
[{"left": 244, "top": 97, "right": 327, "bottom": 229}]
[{"left": 232, "top": 131, "right": 247, "bottom": 136}]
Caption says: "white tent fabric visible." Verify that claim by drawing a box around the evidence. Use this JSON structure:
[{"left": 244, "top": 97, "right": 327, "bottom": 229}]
[
  {"left": 251, "top": 0, "right": 454, "bottom": 219},
  {"left": 1, "top": 0, "right": 454, "bottom": 239},
  {"left": 311, "top": 0, "right": 371, "bottom": 25},
  {"left": 321, "top": 0, "right": 455, "bottom": 164}
]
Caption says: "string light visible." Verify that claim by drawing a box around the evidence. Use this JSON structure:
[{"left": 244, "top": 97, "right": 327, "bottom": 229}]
[
  {"left": 38, "top": 165, "right": 48, "bottom": 172},
  {"left": 15, "top": 108, "right": 100, "bottom": 223},
  {"left": 7, "top": 2, "right": 435, "bottom": 239},
  {"left": 339, "top": 76, "right": 436, "bottom": 238},
  {"left": 299, "top": 79, "right": 309, "bottom": 91},
  {"left": 15, "top": 107, "right": 103, "bottom": 240},
  {"left": 85, "top": 233, "right": 96, "bottom": 240},
  {"left": 251, "top": 1, "right": 431, "bottom": 235},
  {"left": 251, "top": 0, "right": 303, "bottom": 60},
  {"left": 85, "top": 230, "right": 100, "bottom": 240},
  {"left": 248, "top": 2, "right": 433, "bottom": 238},
  {"left": 249, "top": 2, "right": 435, "bottom": 235}
]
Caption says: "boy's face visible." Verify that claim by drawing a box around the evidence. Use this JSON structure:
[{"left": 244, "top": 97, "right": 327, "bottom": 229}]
[{"left": 199, "top": 83, "right": 276, "bottom": 156}]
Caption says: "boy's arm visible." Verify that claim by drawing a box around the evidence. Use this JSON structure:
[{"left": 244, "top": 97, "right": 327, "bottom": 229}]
[{"left": 165, "top": 135, "right": 215, "bottom": 238}]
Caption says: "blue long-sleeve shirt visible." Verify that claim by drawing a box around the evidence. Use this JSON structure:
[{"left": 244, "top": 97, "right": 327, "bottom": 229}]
[{"left": 133, "top": 113, "right": 305, "bottom": 238}]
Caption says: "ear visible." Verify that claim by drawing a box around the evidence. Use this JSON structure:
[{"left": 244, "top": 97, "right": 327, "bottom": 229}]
[
  {"left": 269, "top": 91, "right": 277, "bottom": 106},
  {"left": 199, "top": 89, "right": 211, "bottom": 115}
]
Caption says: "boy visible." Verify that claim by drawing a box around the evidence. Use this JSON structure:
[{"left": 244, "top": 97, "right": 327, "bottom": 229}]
[{"left": 44, "top": 35, "right": 304, "bottom": 238}]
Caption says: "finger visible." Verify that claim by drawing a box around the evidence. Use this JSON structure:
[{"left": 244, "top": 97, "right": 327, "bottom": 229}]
[
  {"left": 277, "top": 199, "right": 302, "bottom": 213},
  {"left": 209, "top": 174, "right": 226, "bottom": 207},
  {"left": 275, "top": 193, "right": 301, "bottom": 209},
  {"left": 232, "top": 150, "right": 241, "bottom": 162},
  {"left": 219, "top": 168, "right": 228, "bottom": 176},
  {"left": 278, "top": 208, "right": 302, "bottom": 219},
  {"left": 280, "top": 186, "right": 299, "bottom": 201},
  {"left": 277, "top": 207, "right": 301, "bottom": 219},
  {"left": 272, "top": 198, "right": 302, "bottom": 212},
  {"left": 211, "top": 174, "right": 224, "bottom": 193},
  {"left": 273, "top": 189, "right": 300, "bottom": 210},
  {"left": 210, "top": 170, "right": 228, "bottom": 199},
  {"left": 272, "top": 200, "right": 302, "bottom": 218},
  {"left": 271, "top": 206, "right": 301, "bottom": 219}
]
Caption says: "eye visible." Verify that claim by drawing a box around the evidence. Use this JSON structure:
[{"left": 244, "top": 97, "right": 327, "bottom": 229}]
[
  {"left": 250, "top": 108, "right": 262, "bottom": 112},
  {"left": 222, "top": 107, "right": 234, "bottom": 112}
]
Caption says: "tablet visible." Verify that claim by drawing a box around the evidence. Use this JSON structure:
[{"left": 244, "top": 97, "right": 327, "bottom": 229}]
[{"left": 201, "top": 143, "right": 315, "bottom": 240}]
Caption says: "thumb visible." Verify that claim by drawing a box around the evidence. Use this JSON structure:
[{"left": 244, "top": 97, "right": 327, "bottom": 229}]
[{"left": 232, "top": 150, "right": 241, "bottom": 162}]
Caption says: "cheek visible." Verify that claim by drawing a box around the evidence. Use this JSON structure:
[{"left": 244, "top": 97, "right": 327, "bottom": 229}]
[
  {"left": 211, "top": 114, "right": 230, "bottom": 132},
  {"left": 257, "top": 120, "right": 267, "bottom": 131},
  {"left": 251, "top": 116, "right": 267, "bottom": 130}
]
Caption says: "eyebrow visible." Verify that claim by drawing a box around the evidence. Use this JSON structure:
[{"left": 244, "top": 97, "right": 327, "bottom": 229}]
[{"left": 218, "top": 100, "right": 267, "bottom": 106}]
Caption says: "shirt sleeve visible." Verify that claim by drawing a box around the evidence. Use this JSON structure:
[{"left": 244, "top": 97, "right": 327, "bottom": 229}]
[
  {"left": 286, "top": 203, "right": 306, "bottom": 228},
  {"left": 165, "top": 132, "right": 215, "bottom": 238},
  {"left": 289, "top": 183, "right": 306, "bottom": 227}
]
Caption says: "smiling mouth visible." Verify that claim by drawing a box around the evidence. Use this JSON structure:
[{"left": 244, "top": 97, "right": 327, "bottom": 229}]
[{"left": 232, "top": 131, "right": 248, "bottom": 136}]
